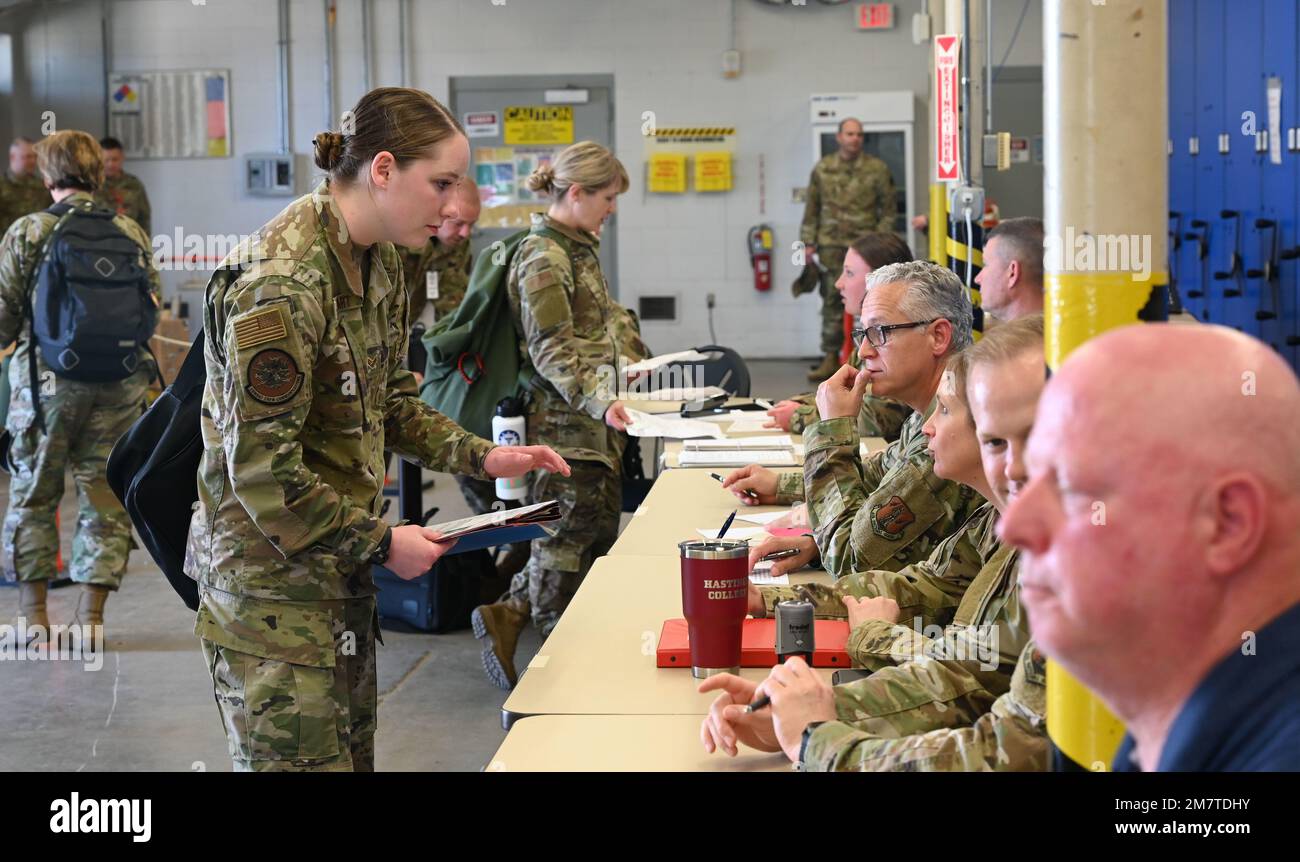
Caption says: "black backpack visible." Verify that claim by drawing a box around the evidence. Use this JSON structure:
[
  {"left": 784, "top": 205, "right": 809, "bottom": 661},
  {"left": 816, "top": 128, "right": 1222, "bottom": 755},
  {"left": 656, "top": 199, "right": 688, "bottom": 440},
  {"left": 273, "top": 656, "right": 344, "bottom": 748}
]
[
  {"left": 106, "top": 330, "right": 205, "bottom": 611},
  {"left": 27, "top": 200, "right": 158, "bottom": 430}
]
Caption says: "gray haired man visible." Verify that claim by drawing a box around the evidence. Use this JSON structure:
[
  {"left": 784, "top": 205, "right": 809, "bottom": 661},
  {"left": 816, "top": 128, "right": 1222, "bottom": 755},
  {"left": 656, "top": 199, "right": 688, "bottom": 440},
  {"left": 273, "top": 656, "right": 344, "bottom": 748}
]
[{"left": 725, "top": 261, "right": 985, "bottom": 578}]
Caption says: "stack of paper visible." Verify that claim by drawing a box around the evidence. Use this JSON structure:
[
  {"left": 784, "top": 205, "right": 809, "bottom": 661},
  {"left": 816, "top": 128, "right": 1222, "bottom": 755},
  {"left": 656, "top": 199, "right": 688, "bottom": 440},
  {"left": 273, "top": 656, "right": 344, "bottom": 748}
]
[
  {"left": 427, "top": 500, "right": 562, "bottom": 554},
  {"left": 678, "top": 437, "right": 798, "bottom": 467}
]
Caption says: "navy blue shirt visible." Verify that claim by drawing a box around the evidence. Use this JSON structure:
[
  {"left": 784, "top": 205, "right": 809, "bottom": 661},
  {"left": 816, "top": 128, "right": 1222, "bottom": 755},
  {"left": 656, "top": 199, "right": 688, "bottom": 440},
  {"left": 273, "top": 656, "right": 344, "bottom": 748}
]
[{"left": 1113, "top": 600, "right": 1300, "bottom": 771}]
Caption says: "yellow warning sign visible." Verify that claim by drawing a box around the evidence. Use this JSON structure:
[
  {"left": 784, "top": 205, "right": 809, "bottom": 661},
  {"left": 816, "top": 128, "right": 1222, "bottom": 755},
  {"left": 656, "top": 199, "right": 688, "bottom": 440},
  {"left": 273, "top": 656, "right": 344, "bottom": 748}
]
[
  {"left": 694, "top": 151, "right": 733, "bottom": 192},
  {"left": 504, "top": 106, "right": 574, "bottom": 146},
  {"left": 648, "top": 153, "right": 687, "bottom": 193}
]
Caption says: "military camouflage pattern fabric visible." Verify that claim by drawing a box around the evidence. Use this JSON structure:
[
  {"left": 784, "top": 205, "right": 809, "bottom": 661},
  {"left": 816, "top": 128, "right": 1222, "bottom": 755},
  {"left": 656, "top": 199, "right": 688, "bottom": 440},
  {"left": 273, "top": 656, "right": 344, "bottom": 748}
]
[
  {"left": 399, "top": 236, "right": 471, "bottom": 323},
  {"left": 759, "top": 503, "right": 999, "bottom": 634},
  {"left": 801, "top": 639, "right": 1048, "bottom": 772},
  {"left": 848, "top": 545, "right": 1027, "bottom": 680},
  {"left": 0, "top": 191, "right": 158, "bottom": 588},
  {"left": 799, "top": 153, "right": 897, "bottom": 249},
  {"left": 799, "top": 153, "right": 896, "bottom": 354},
  {"left": 95, "top": 172, "right": 151, "bottom": 238},
  {"left": 814, "top": 245, "right": 848, "bottom": 355},
  {"left": 776, "top": 398, "right": 985, "bottom": 577},
  {"left": 198, "top": 589, "right": 379, "bottom": 771},
  {"left": 788, "top": 352, "right": 912, "bottom": 441},
  {"left": 507, "top": 213, "right": 644, "bottom": 471},
  {"left": 188, "top": 181, "right": 495, "bottom": 771},
  {"left": 186, "top": 180, "right": 495, "bottom": 604},
  {"left": 505, "top": 458, "right": 620, "bottom": 637},
  {"left": 0, "top": 171, "right": 52, "bottom": 234}
]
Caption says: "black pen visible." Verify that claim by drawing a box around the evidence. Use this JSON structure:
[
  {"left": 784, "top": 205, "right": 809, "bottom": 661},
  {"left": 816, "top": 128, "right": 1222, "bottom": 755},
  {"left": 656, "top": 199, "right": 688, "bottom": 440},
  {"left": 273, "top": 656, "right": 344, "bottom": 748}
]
[
  {"left": 717, "top": 509, "right": 737, "bottom": 540},
  {"left": 760, "top": 548, "right": 800, "bottom": 562},
  {"left": 710, "top": 472, "right": 759, "bottom": 500},
  {"left": 744, "top": 694, "right": 771, "bottom": 714}
]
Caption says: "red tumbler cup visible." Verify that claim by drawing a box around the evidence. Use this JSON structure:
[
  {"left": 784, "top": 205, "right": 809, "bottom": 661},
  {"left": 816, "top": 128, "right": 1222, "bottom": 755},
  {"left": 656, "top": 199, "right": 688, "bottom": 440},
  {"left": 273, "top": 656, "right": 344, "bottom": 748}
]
[{"left": 678, "top": 540, "right": 750, "bottom": 678}]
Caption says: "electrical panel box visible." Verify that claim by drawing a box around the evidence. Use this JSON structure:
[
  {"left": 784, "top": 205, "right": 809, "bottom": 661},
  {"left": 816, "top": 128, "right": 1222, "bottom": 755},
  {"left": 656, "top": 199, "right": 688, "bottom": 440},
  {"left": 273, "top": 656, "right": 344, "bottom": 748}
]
[{"left": 245, "top": 153, "right": 296, "bottom": 196}]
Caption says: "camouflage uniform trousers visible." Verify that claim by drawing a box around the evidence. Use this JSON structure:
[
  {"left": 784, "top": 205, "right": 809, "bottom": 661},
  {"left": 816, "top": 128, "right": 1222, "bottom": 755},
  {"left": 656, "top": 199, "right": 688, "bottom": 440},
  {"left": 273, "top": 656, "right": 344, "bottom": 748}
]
[
  {"left": 816, "top": 245, "right": 848, "bottom": 355},
  {"left": 505, "top": 459, "right": 621, "bottom": 637},
  {"left": 2, "top": 359, "right": 148, "bottom": 587},
  {"left": 200, "top": 593, "right": 379, "bottom": 772}
]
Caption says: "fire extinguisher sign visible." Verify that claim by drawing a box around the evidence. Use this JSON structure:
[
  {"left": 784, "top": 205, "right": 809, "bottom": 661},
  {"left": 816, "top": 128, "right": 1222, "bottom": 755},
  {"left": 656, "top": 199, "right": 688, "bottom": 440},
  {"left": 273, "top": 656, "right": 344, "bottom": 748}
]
[{"left": 935, "top": 34, "right": 961, "bottom": 182}]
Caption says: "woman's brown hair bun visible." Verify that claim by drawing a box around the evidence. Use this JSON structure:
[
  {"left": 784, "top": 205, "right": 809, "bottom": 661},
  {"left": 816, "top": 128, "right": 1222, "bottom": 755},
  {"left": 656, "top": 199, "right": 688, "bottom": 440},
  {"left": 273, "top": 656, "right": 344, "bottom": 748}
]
[{"left": 313, "top": 131, "right": 345, "bottom": 172}]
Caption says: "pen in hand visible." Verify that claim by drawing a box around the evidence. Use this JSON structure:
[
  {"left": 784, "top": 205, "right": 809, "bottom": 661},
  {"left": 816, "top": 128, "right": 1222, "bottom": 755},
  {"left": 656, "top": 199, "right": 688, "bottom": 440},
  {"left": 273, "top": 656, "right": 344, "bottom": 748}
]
[
  {"left": 717, "top": 509, "right": 737, "bottom": 540},
  {"left": 744, "top": 694, "right": 771, "bottom": 714},
  {"left": 710, "top": 472, "right": 759, "bottom": 500}
]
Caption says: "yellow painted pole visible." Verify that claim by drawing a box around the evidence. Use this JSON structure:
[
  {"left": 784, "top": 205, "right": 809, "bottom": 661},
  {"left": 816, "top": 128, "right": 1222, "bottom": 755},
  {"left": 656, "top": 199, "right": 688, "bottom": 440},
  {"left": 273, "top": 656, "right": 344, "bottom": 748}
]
[{"left": 1042, "top": 0, "right": 1170, "bottom": 770}]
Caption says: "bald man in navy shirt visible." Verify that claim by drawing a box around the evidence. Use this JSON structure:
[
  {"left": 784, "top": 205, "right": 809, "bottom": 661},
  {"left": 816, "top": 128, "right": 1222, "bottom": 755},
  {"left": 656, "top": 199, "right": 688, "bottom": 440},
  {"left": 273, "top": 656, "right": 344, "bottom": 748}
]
[{"left": 1001, "top": 323, "right": 1300, "bottom": 771}]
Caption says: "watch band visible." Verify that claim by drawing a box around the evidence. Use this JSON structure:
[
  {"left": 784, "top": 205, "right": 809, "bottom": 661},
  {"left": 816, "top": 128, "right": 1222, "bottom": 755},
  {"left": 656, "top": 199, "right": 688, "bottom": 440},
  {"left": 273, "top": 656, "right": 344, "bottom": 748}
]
[
  {"left": 369, "top": 526, "right": 394, "bottom": 567},
  {"left": 800, "top": 720, "right": 828, "bottom": 767}
]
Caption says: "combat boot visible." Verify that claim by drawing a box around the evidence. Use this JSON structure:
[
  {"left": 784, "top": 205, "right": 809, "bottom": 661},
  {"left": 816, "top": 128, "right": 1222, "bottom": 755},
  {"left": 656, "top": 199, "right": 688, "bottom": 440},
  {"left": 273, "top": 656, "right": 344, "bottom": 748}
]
[
  {"left": 807, "top": 351, "right": 839, "bottom": 382},
  {"left": 15, "top": 580, "right": 50, "bottom": 643},
  {"left": 68, "top": 584, "right": 110, "bottom": 647},
  {"left": 471, "top": 600, "right": 529, "bottom": 690}
]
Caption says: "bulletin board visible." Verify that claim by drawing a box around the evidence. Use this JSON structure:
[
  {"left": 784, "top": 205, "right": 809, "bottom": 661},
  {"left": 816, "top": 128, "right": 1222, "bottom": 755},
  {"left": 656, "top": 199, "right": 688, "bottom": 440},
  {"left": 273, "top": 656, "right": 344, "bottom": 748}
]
[
  {"left": 107, "top": 69, "right": 232, "bottom": 159},
  {"left": 474, "top": 145, "right": 560, "bottom": 229}
]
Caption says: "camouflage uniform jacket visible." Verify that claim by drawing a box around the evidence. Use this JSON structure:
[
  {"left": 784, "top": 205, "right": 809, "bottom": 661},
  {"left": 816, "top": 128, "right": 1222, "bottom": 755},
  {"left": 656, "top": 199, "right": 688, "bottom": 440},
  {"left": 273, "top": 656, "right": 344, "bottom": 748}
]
[
  {"left": 0, "top": 191, "right": 159, "bottom": 363},
  {"left": 186, "top": 181, "right": 496, "bottom": 616},
  {"left": 758, "top": 502, "right": 999, "bottom": 638},
  {"left": 0, "top": 171, "right": 53, "bottom": 235},
  {"left": 845, "top": 545, "right": 1027, "bottom": 682},
  {"left": 801, "top": 639, "right": 1048, "bottom": 772},
  {"left": 95, "top": 172, "right": 151, "bottom": 238},
  {"left": 799, "top": 153, "right": 896, "bottom": 248},
  {"left": 777, "top": 398, "right": 985, "bottom": 577},
  {"left": 507, "top": 213, "right": 632, "bottom": 470},
  {"left": 399, "top": 236, "right": 471, "bottom": 323}
]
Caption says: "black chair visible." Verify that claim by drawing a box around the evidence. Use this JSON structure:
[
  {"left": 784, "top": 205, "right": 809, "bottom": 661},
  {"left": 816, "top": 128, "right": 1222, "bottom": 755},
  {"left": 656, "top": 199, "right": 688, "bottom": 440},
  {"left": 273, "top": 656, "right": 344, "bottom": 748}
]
[{"left": 650, "top": 344, "right": 751, "bottom": 398}]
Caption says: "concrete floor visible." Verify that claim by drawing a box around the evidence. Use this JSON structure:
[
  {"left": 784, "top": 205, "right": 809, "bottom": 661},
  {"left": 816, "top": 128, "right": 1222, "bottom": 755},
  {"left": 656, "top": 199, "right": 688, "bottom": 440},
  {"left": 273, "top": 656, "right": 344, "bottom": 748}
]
[{"left": 0, "top": 358, "right": 813, "bottom": 772}]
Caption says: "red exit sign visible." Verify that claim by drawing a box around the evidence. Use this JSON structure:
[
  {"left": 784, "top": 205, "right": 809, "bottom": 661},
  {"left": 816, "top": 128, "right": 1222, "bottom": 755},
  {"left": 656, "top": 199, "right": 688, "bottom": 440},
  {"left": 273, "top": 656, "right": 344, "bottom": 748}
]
[{"left": 858, "top": 3, "right": 894, "bottom": 30}]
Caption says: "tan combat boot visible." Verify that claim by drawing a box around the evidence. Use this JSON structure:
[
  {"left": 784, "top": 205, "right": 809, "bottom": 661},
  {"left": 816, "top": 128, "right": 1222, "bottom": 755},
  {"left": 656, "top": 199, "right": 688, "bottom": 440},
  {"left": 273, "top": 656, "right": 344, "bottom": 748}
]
[
  {"left": 16, "top": 580, "right": 50, "bottom": 644},
  {"left": 471, "top": 600, "right": 529, "bottom": 690},
  {"left": 68, "top": 584, "right": 110, "bottom": 649},
  {"left": 807, "top": 351, "right": 839, "bottom": 382}
]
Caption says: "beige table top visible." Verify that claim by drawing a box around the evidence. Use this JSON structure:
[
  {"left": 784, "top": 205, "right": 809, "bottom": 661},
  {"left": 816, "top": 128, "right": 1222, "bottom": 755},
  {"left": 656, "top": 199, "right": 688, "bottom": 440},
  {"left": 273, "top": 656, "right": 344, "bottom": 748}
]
[
  {"left": 486, "top": 715, "right": 794, "bottom": 772},
  {"left": 500, "top": 553, "right": 831, "bottom": 726},
  {"left": 609, "top": 467, "right": 800, "bottom": 558}
]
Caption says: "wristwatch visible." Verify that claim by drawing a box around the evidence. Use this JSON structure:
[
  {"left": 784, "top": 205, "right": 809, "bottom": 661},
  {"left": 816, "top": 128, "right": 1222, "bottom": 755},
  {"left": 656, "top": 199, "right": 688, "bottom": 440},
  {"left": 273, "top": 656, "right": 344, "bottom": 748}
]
[
  {"left": 368, "top": 526, "right": 394, "bottom": 567},
  {"left": 799, "top": 721, "right": 828, "bottom": 767}
]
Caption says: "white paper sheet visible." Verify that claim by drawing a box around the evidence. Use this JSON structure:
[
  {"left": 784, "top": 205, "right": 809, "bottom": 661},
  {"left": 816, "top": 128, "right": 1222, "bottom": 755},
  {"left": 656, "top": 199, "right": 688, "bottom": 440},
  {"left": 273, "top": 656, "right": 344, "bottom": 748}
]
[
  {"left": 624, "top": 408, "right": 724, "bottom": 440},
  {"left": 734, "top": 510, "right": 792, "bottom": 526},
  {"left": 678, "top": 450, "right": 798, "bottom": 467},
  {"left": 684, "top": 436, "right": 793, "bottom": 450},
  {"left": 695, "top": 526, "right": 768, "bottom": 541},
  {"left": 623, "top": 350, "right": 711, "bottom": 374},
  {"left": 748, "top": 571, "right": 789, "bottom": 586},
  {"left": 726, "top": 414, "right": 786, "bottom": 434}
]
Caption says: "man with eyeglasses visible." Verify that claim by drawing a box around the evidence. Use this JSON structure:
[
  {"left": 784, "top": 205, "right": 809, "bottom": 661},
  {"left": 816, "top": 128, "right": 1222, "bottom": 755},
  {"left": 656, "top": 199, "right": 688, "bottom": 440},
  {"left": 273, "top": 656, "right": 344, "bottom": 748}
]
[{"left": 724, "top": 261, "right": 985, "bottom": 578}]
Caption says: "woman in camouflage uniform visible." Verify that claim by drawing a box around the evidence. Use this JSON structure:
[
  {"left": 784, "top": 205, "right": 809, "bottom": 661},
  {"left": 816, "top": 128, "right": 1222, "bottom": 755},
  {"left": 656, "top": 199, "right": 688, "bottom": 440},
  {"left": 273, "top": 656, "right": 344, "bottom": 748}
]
[
  {"left": 472, "top": 141, "right": 643, "bottom": 689},
  {"left": 189, "top": 88, "right": 568, "bottom": 771}
]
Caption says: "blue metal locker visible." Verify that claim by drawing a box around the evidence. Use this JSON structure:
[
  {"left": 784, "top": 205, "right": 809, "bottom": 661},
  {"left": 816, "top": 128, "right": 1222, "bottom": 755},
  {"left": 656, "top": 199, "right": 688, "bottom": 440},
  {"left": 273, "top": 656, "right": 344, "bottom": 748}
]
[
  {"left": 1169, "top": 0, "right": 1199, "bottom": 318},
  {"left": 1193, "top": 0, "right": 1227, "bottom": 327},
  {"left": 1261, "top": 0, "right": 1298, "bottom": 361}
]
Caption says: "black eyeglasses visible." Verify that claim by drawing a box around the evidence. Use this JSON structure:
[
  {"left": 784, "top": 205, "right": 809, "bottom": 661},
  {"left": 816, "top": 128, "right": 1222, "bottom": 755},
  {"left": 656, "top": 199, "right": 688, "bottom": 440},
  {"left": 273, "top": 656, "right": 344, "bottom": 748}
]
[{"left": 851, "top": 319, "right": 937, "bottom": 348}]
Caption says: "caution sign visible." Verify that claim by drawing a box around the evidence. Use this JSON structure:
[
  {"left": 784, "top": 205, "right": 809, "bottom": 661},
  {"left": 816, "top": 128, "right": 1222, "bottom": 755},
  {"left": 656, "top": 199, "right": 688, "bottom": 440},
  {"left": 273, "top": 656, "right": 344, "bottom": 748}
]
[
  {"left": 694, "top": 151, "right": 732, "bottom": 192},
  {"left": 648, "top": 153, "right": 687, "bottom": 193},
  {"left": 504, "top": 106, "right": 574, "bottom": 146}
]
